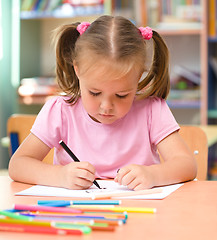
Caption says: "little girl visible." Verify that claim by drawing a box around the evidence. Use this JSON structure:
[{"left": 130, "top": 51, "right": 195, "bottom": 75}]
[{"left": 9, "top": 15, "right": 197, "bottom": 190}]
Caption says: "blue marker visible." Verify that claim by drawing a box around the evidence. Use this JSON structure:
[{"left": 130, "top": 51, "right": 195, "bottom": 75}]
[{"left": 37, "top": 200, "right": 121, "bottom": 207}]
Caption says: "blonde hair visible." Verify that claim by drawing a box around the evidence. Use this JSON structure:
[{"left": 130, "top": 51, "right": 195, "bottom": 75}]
[{"left": 54, "top": 15, "right": 170, "bottom": 104}]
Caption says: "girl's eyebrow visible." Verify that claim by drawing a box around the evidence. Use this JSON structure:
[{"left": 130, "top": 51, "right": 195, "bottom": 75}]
[
  {"left": 117, "top": 88, "right": 134, "bottom": 93},
  {"left": 89, "top": 88, "right": 101, "bottom": 92},
  {"left": 89, "top": 88, "right": 134, "bottom": 93}
]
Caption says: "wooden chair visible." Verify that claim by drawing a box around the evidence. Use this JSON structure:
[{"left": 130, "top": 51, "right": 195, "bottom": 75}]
[
  {"left": 7, "top": 115, "right": 208, "bottom": 180},
  {"left": 179, "top": 126, "right": 208, "bottom": 180},
  {"left": 7, "top": 114, "right": 53, "bottom": 164}
]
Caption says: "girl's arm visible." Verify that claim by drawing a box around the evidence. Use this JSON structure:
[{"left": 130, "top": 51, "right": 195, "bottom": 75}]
[
  {"left": 149, "top": 131, "right": 197, "bottom": 186},
  {"left": 115, "top": 131, "right": 197, "bottom": 190},
  {"left": 8, "top": 133, "right": 96, "bottom": 189}
]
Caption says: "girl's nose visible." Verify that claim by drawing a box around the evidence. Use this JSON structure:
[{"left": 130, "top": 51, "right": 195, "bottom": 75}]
[{"left": 100, "top": 98, "right": 113, "bottom": 112}]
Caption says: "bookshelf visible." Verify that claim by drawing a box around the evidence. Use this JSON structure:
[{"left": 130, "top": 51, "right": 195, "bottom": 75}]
[{"left": 136, "top": 0, "right": 208, "bottom": 125}]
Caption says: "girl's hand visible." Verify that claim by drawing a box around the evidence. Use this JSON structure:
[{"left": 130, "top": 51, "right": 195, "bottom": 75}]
[
  {"left": 59, "top": 161, "right": 96, "bottom": 190},
  {"left": 114, "top": 164, "right": 155, "bottom": 190}
]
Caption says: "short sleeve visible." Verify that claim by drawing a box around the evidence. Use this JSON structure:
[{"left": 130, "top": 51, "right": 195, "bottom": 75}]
[
  {"left": 31, "top": 96, "right": 64, "bottom": 149},
  {"left": 148, "top": 97, "right": 180, "bottom": 145}
]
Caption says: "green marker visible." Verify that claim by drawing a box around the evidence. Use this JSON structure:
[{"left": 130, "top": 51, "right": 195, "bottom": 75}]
[
  {"left": 54, "top": 222, "right": 92, "bottom": 234},
  {"left": 0, "top": 210, "right": 33, "bottom": 221}
]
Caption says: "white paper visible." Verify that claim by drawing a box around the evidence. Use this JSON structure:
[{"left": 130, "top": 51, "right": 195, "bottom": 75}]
[{"left": 15, "top": 180, "right": 183, "bottom": 200}]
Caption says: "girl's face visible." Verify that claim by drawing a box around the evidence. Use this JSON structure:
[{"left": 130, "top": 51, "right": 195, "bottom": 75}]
[{"left": 75, "top": 64, "right": 140, "bottom": 124}]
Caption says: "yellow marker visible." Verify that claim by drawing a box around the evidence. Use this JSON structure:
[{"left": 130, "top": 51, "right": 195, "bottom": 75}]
[
  {"left": 71, "top": 206, "right": 156, "bottom": 214},
  {"left": 108, "top": 207, "right": 156, "bottom": 214}
]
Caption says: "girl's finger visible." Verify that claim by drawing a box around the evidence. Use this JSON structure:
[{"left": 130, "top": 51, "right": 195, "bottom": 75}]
[
  {"left": 126, "top": 178, "right": 140, "bottom": 190},
  {"left": 74, "top": 177, "right": 93, "bottom": 189},
  {"left": 116, "top": 167, "right": 131, "bottom": 184},
  {"left": 77, "top": 161, "right": 96, "bottom": 174},
  {"left": 76, "top": 168, "right": 95, "bottom": 182},
  {"left": 121, "top": 171, "right": 136, "bottom": 187}
]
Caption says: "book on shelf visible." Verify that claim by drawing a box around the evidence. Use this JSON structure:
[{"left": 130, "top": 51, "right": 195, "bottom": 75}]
[
  {"left": 21, "top": 0, "right": 104, "bottom": 18},
  {"left": 21, "top": 0, "right": 36, "bottom": 11},
  {"left": 208, "top": 0, "right": 217, "bottom": 37},
  {"left": 18, "top": 77, "right": 58, "bottom": 97},
  {"left": 209, "top": 159, "right": 217, "bottom": 180},
  {"left": 21, "top": 0, "right": 104, "bottom": 11},
  {"left": 110, "top": 0, "right": 134, "bottom": 19},
  {"left": 172, "top": 65, "right": 200, "bottom": 86},
  {"left": 168, "top": 64, "right": 200, "bottom": 104},
  {"left": 21, "top": 0, "right": 61, "bottom": 12},
  {"left": 168, "top": 89, "right": 200, "bottom": 101},
  {"left": 167, "top": 98, "right": 200, "bottom": 109},
  {"left": 63, "top": 0, "right": 104, "bottom": 5},
  {"left": 209, "top": 56, "right": 217, "bottom": 77},
  {"left": 143, "top": 0, "right": 202, "bottom": 30}
]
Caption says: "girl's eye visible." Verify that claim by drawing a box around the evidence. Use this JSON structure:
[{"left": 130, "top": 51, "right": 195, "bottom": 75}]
[
  {"left": 89, "top": 91, "right": 101, "bottom": 96},
  {"left": 116, "top": 94, "right": 128, "bottom": 99}
]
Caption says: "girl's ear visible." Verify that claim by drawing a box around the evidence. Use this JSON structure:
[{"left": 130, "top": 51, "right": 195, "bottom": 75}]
[{"left": 73, "top": 61, "right": 79, "bottom": 77}]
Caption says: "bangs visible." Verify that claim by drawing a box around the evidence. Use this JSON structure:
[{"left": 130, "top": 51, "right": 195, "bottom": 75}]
[{"left": 76, "top": 54, "right": 144, "bottom": 80}]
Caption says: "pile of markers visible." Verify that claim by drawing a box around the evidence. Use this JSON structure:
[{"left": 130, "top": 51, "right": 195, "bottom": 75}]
[{"left": 0, "top": 200, "right": 156, "bottom": 235}]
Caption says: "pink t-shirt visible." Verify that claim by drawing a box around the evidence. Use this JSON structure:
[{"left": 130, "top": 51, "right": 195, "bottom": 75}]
[{"left": 31, "top": 96, "right": 179, "bottom": 178}]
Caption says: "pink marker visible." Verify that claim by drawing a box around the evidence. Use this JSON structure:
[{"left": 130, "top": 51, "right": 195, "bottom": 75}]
[{"left": 14, "top": 204, "right": 82, "bottom": 214}]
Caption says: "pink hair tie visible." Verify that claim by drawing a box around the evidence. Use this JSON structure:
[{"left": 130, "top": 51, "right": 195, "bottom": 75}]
[
  {"left": 138, "top": 26, "right": 153, "bottom": 40},
  {"left": 77, "top": 22, "right": 90, "bottom": 35}
]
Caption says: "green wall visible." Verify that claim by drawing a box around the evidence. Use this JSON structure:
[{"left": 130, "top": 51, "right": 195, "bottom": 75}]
[{"left": 0, "top": 0, "right": 18, "bottom": 168}]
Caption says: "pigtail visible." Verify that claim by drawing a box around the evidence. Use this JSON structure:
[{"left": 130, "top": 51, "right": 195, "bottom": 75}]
[
  {"left": 54, "top": 23, "right": 80, "bottom": 104},
  {"left": 137, "top": 30, "right": 170, "bottom": 99}
]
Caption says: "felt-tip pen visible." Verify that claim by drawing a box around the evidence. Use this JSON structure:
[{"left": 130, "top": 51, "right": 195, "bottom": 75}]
[{"left": 59, "top": 140, "right": 101, "bottom": 189}]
